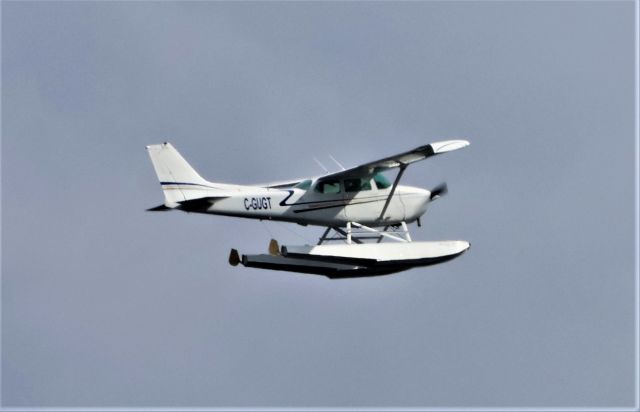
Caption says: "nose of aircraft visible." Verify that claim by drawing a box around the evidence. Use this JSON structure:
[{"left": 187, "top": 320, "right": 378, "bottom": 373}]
[
  {"left": 429, "top": 182, "right": 448, "bottom": 201},
  {"left": 402, "top": 183, "right": 448, "bottom": 222},
  {"left": 401, "top": 186, "right": 432, "bottom": 220},
  {"left": 405, "top": 186, "right": 431, "bottom": 201}
]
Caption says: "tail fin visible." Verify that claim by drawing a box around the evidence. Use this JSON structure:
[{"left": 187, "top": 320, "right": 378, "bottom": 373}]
[
  {"left": 146, "top": 142, "right": 212, "bottom": 204},
  {"left": 146, "top": 142, "right": 208, "bottom": 185}
]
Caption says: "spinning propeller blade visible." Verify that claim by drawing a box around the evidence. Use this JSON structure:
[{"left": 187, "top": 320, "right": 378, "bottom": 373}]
[{"left": 430, "top": 182, "right": 448, "bottom": 201}]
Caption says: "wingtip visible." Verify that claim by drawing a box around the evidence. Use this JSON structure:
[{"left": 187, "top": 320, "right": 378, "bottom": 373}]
[{"left": 430, "top": 139, "right": 470, "bottom": 154}]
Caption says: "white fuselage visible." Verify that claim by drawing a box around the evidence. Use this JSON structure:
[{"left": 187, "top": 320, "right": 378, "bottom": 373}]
[{"left": 163, "top": 177, "right": 431, "bottom": 227}]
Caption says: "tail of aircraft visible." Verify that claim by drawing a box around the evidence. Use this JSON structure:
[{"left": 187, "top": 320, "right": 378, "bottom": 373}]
[
  {"left": 147, "top": 142, "right": 208, "bottom": 185},
  {"left": 146, "top": 142, "right": 221, "bottom": 205}
]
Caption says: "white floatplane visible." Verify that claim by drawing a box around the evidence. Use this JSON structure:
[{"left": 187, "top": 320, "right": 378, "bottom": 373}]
[{"left": 146, "top": 140, "right": 470, "bottom": 278}]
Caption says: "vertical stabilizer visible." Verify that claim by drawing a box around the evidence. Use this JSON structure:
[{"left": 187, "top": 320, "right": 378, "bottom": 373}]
[
  {"left": 146, "top": 142, "right": 211, "bottom": 203},
  {"left": 146, "top": 142, "right": 208, "bottom": 185}
]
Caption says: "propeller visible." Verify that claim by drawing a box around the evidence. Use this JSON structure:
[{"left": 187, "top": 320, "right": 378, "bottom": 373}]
[{"left": 430, "top": 182, "right": 448, "bottom": 201}]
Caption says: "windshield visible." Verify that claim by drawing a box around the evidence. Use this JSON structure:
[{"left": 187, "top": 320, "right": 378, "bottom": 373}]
[
  {"left": 373, "top": 173, "right": 391, "bottom": 189},
  {"left": 294, "top": 179, "right": 312, "bottom": 190}
]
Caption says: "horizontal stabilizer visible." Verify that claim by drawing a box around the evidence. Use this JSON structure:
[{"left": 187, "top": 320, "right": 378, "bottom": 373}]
[
  {"left": 177, "top": 196, "right": 228, "bottom": 212},
  {"left": 147, "top": 204, "right": 173, "bottom": 211}
]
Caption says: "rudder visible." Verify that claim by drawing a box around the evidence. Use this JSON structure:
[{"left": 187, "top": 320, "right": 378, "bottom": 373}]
[
  {"left": 146, "top": 142, "right": 211, "bottom": 204},
  {"left": 146, "top": 142, "right": 208, "bottom": 185}
]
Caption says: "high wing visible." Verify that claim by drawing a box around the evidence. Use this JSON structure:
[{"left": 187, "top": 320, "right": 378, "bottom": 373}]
[
  {"left": 315, "top": 139, "right": 470, "bottom": 221},
  {"left": 317, "top": 139, "right": 469, "bottom": 183}
]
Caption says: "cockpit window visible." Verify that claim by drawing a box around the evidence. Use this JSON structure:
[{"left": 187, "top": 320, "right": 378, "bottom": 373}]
[
  {"left": 314, "top": 180, "right": 341, "bottom": 194},
  {"left": 294, "top": 179, "right": 312, "bottom": 190},
  {"left": 344, "top": 178, "right": 372, "bottom": 192},
  {"left": 373, "top": 173, "right": 392, "bottom": 189}
]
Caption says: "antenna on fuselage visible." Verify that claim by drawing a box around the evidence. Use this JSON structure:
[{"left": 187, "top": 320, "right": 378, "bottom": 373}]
[
  {"left": 328, "top": 154, "right": 346, "bottom": 171},
  {"left": 313, "top": 157, "right": 329, "bottom": 174}
]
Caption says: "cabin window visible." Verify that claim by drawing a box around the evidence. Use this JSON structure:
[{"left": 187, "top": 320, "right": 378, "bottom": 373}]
[
  {"left": 374, "top": 173, "right": 392, "bottom": 189},
  {"left": 294, "top": 180, "right": 312, "bottom": 190},
  {"left": 344, "top": 178, "right": 372, "bottom": 192},
  {"left": 314, "top": 180, "right": 341, "bottom": 194}
]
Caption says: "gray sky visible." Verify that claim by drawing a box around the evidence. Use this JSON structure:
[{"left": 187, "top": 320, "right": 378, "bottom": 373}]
[{"left": 1, "top": 1, "right": 636, "bottom": 408}]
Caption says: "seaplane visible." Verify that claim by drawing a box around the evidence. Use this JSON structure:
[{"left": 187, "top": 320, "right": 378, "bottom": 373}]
[{"left": 146, "top": 140, "right": 470, "bottom": 278}]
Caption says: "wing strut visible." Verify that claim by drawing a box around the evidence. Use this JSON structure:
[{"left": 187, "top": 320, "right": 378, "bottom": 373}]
[{"left": 378, "top": 164, "right": 407, "bottom": 221}]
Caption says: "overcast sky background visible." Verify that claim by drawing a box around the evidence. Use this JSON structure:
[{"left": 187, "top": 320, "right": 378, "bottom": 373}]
[{"left": 1, "top": 1, "right": 636, "bottom": 408}]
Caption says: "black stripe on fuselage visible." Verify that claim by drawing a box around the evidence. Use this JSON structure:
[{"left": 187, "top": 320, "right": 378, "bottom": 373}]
[
  {"left": 280, "top": 190, "right": 391, "bottom": 207},
  {"left": 161, "top": 184, "right": 404, "bottom": 214},
  {"left": 292, "top": 198, "right": 387, "bottom": 213}
]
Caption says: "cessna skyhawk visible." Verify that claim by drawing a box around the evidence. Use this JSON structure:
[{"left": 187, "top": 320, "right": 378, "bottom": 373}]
[{"left": 146, "top": 140, "right": 470, "bottom": 278}]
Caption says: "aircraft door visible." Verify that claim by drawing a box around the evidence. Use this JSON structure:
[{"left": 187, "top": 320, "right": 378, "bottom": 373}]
[
  {"left": 344, "top": 176, "right": 405, "bottom": 224},
  {"left": 301, "top": 179, "right": 348, "bottom": 224}
]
